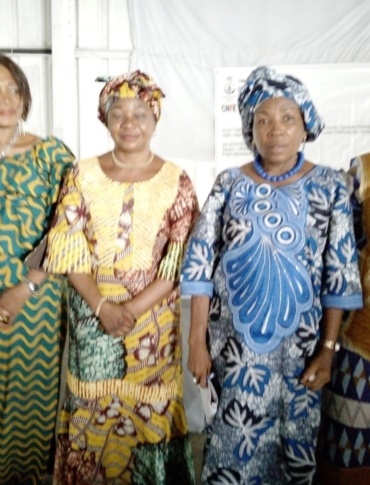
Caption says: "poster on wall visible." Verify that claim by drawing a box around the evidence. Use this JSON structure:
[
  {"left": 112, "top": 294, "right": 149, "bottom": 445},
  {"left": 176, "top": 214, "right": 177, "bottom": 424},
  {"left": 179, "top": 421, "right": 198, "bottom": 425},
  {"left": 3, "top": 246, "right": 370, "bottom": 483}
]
[{"left": 214, "top": 65, "right": 370, "bottom": 173}]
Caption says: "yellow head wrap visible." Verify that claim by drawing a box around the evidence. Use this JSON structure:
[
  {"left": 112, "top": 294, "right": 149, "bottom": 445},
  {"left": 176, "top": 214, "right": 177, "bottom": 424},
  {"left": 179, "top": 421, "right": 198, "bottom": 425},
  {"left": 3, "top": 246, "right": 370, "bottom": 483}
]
[{"left": 97, "top": 70, "right": 165, "bottom": 125}]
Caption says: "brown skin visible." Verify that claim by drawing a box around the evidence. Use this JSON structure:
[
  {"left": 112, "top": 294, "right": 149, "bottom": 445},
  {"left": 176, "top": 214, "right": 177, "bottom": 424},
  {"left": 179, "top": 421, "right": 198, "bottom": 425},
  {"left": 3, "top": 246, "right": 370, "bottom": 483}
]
[
  {"left": 67, "top": 97, "right": 175, "bottom": 337},
  {"left": 99, "top": 97, "right": 163, "bottom": 184},
  {"left": 188, "top": 96, "right": 342, "bottom": 390},
  {"left": 0, "top": 65, "right": 46, "bottom": 328},
  {"left": 252, "top": 97, "right": 306, "bottom": 174},
  {"left": 187, "top": 296, "right": 212, "bottom": 388}
]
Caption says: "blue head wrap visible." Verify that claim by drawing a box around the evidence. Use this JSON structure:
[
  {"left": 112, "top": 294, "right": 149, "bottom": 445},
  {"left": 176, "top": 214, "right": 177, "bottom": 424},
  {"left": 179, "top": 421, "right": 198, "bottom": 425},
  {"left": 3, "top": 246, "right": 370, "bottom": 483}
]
[{"left": 238, "top": 66, "right": 325, "bottom": 151}]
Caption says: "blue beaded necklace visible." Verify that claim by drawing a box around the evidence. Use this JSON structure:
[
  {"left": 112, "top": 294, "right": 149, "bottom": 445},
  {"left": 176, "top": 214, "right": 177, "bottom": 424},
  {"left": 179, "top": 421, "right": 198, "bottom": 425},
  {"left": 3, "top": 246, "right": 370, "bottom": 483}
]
[{"left": 253, "top": 151, "right": 304, "bottom": 182}]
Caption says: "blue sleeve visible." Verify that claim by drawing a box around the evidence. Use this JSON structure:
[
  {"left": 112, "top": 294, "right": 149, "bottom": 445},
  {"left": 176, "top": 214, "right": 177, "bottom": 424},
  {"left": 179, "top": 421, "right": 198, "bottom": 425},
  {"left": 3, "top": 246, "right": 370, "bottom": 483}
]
[
  {"left": 321, "top": 171, "right": 363, "bottom": 310},
  {"left": 181, "top": 171, "right": 231, "bottom": 297}
]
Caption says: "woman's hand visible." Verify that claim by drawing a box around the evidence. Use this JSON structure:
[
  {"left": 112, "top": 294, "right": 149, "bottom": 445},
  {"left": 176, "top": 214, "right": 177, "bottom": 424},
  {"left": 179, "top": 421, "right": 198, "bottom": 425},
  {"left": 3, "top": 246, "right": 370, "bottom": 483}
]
[
  {"left": 0, "top": 303, "right": 11, "bottom": 330},
  {"left": 301, "top": 308, "right": 343, "bottom": 391},
  {"left": 188, "top": 295, "right": 212, "bottom": 388},
  {"left": 0, "top": 285, "right": 29, "bottom": 327},
  {"left": 300, "top": 347, "right": 334, "bottom": 391},
  {"left": 98, "top": 301, "right": 136, "bottom": 337},
  {"left": 188, "top": 340, "right": 212, "bottom": 389}
]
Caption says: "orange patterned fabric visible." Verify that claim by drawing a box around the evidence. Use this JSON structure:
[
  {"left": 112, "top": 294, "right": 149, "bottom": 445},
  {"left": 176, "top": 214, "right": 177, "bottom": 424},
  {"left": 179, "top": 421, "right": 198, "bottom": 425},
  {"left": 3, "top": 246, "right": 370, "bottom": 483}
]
[
  {"left": 343, "top": 152, "right": 370, "bottom": 360},
  {"left": 44, "top": 157, "right": 198, "bottom": 484}
]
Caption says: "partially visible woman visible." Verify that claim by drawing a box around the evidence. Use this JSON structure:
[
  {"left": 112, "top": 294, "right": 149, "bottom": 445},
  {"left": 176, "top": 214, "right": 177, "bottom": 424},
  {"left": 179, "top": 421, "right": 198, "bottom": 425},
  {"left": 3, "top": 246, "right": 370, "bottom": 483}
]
[
  {"left": 0, "top": 54, "right": 74, "bottom": 484},
  {"left": 181, "top": 66, "right": 363, "bottom": 484},
  {"left": 44, "top": 70, "right": 198, "bottom": 484},
  {"left": 318, "top": 152, "right": 370, "bottom": 484}
]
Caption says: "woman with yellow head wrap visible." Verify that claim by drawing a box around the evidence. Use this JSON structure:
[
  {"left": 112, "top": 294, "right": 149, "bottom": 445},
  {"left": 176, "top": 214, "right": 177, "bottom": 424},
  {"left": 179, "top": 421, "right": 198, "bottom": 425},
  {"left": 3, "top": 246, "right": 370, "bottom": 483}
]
[{"left": 44, "top": 70, "right": 198, "bottom": 484}]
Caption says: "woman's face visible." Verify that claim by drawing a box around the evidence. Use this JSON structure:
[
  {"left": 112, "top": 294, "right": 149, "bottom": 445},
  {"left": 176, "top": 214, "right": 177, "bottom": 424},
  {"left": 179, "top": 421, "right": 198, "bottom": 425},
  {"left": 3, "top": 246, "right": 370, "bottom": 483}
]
[
  {"left": 252, "top": 97, "right": 306, "bottom": 166},
  {"left": 107, "top": 98, "right": 156, "bottom": 153},
  {"left": 0, "top": 65, "right": 23, "bottom": 129}
]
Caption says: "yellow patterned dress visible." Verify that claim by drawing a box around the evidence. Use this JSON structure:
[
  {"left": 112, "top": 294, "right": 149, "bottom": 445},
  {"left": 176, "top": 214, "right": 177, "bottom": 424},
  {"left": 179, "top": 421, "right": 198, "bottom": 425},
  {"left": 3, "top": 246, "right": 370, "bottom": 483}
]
[
  {"left": 0, "top": 137, "right": 74, "bottom": 485},
  {"left": 44, "top": 157, "right": 198, "bottom": 485}
]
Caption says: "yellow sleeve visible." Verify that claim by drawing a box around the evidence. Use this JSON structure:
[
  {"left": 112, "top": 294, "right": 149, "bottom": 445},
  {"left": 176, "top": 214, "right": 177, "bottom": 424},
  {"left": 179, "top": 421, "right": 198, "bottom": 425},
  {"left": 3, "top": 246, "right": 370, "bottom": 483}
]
[
  {"left": 158, "top": 171, "right": 199, "bottom": 281},
  {"left": 43, "top": 165, "right": 92, "bottom": 274}
]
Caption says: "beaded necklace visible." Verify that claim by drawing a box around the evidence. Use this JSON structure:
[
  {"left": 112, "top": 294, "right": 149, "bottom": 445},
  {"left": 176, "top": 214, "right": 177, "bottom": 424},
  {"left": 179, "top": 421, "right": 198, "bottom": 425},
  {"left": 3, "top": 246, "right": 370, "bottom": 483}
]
[
  {"left": 111, "top": 150, "right": 154, "bottom": 169},
  {"left": 253, "top": 151, "right": 304, "bottom": 182}
]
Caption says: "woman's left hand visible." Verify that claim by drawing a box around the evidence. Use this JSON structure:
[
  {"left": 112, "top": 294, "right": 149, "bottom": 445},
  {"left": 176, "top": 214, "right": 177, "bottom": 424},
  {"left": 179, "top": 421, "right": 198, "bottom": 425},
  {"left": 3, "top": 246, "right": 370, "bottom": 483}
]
[
  {"left": 300, "top": 347, "right": 334, "bottom": 391},
  {"left": 0, "top": 303, "right": 11, "bottom": 329},
  {"left": 0, "top": 285, "right": 29, "bottom": 327}
]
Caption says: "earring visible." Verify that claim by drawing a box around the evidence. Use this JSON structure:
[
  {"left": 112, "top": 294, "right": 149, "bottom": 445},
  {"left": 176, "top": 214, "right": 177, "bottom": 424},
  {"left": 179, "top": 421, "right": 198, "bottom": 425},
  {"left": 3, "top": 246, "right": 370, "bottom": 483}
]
[
  {"left": 301, "top": 135, "right": 306, "bottom": 153},
  {"left": 17, "top": 119, "right": 25, "bottom": 136}
]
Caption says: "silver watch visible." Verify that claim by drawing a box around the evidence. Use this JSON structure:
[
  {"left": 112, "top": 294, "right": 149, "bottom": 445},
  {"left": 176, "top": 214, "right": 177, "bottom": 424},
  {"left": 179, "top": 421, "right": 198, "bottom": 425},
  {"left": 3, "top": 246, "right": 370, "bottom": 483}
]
[{"left": 23, "top": 277, "right": 40, "bottom": 295}]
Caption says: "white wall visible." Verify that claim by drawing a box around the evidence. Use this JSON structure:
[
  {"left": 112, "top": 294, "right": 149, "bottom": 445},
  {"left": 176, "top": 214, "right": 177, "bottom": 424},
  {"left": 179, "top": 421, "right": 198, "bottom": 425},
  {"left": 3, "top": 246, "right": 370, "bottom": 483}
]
[
  {"left": 3, "top": 0, "right": 370, "bottom": 198},
  {"left": 0, "top": 0, "right": 133, "bottom": 160}
]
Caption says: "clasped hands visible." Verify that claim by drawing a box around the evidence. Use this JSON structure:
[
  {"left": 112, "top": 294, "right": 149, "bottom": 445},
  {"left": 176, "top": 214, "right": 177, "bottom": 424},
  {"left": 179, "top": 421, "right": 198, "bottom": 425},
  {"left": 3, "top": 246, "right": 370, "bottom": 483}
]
[{"left": 98, "top": 300, "right": 137, "bottom": 338}]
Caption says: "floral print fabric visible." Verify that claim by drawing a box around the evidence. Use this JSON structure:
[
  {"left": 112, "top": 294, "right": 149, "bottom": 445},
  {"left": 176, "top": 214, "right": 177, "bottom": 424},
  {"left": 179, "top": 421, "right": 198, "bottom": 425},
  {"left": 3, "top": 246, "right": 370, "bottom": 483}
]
[
  {"left": 46, "top": 157, "right": 198, "bottom": 484},
  {"left": 181, "top": 165, "right": 362, "bottom": 484}
]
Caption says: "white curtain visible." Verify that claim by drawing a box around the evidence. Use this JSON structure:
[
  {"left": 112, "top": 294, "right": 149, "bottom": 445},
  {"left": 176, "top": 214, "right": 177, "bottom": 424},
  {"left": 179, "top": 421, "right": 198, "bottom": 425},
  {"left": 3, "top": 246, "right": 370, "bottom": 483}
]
[{"left": 128, "top": 0, "right": 370, "bottom": 162}]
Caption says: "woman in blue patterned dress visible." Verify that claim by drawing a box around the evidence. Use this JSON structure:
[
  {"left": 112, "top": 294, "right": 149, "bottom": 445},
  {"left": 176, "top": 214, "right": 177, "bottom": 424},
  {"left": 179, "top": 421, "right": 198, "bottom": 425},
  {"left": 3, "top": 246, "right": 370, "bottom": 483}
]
[{"left": 181, "top": 66, "right": 363, "bottom": 484}]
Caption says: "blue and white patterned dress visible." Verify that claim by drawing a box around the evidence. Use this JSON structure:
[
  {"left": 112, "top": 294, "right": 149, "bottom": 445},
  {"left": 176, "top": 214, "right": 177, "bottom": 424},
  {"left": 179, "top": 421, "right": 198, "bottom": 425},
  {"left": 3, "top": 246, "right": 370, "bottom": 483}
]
[{"left": 181, "top": 165, "right": 362, "bottom": 485}]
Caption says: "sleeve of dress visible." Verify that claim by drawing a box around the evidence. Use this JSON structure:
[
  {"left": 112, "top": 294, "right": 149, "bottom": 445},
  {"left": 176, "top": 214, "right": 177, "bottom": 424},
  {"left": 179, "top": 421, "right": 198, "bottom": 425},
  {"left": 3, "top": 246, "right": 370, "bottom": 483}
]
[
  {"left": 157, "top": 171, "right": 199, "bottom": 281},
  {"left": 46, "top": 137, "right": 75, "bottom": 202},
  {"left": 43, "top": 165, "right": 92, "bottom": 274},
  {"left": 24, "top": 137, "right": 75, "bottom": 269},
  {"left": 0, "top": 137, "right": 75, "bottom": 287},
  {"left": 321, "top": 170, "right": 363, "bottom": 310},
  {"left": 180, "top": 171, "right": 230, "bottom": 297}
]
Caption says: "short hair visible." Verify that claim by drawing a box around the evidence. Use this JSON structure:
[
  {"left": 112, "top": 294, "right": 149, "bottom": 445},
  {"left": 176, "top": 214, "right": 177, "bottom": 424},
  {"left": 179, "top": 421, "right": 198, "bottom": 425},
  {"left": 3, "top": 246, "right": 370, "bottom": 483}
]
[{"left": 0, "top": 54, "right": 32, "bottom": 120}]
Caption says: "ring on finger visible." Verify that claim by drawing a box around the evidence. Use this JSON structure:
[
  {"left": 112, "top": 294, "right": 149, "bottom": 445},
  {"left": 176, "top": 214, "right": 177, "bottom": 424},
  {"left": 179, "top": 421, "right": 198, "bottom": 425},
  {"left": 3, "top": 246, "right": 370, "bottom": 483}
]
[{"left": 192, "top": 376, "right": 199, "bottom": 384}]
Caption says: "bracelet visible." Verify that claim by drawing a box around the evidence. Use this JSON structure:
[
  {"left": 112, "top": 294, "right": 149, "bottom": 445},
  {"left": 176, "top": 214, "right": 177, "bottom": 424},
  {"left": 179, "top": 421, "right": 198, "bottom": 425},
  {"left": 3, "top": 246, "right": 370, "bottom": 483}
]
[
  {"left": 22, "top": 276, "right": 41, "bottom": 295},
  {"left": 320, "top": 339, "right": 340, "bottom": 352},
  {"left": 95, "top": 297, "right": 107, "bottom": 317}
]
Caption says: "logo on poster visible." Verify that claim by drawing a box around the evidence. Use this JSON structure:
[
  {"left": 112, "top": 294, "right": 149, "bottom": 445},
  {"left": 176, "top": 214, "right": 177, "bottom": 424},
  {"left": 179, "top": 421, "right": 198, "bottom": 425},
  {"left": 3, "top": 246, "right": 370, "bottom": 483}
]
[{"left": 224, "top": 77, "right": 235, "bottom": 95}]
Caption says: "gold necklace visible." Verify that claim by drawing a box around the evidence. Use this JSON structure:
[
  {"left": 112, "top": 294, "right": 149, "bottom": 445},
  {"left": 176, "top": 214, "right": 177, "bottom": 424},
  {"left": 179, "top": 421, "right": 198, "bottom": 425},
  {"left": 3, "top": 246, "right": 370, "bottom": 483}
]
[
  {"left": 111, "top": 150, "right": 154, "bottom": 169},
  {"left": 0, "top": 126, "right": 19, "bottom": 159}
]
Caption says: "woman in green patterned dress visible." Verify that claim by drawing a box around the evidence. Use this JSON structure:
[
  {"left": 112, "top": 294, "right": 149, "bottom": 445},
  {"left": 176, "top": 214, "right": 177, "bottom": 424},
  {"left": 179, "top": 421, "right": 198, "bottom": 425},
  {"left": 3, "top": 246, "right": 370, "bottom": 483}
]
[{"left": 0, "top": 54, "right": 74, "bottom": 485}]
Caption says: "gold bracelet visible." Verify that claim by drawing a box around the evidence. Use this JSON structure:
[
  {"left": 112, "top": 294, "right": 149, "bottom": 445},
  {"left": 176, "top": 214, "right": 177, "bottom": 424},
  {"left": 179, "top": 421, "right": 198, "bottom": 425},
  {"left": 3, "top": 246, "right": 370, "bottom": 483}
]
[{"left": 95, "top": 296, "right": 107, "bottom": 317}]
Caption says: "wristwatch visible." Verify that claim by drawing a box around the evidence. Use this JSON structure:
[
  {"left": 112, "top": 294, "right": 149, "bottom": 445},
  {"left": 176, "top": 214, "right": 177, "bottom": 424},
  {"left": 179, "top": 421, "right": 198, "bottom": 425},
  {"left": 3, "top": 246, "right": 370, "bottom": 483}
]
[
  {"left": 23, "top": 276, "right": 40, "bottom": 295},
  {"left": 321, "top": 339, "right": 340, "bottom": 352}
]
